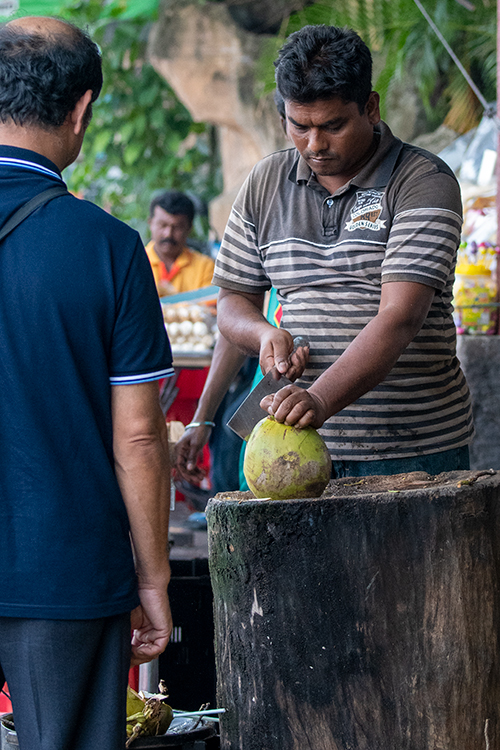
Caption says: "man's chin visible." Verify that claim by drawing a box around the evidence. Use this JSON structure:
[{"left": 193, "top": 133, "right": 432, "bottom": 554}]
[
  {"left": 306, "top": 158, "right": 339, "bottom": 175},
  {"left": 157, "top": 242, "right": 179, "bottom": 254},
  {"left": 155, "top": 244, "right": 180, "bottom": 264}
]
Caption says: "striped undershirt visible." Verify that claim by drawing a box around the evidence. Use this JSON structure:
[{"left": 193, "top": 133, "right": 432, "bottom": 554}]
[{"left": 213, "top": 121, "right": 473, "bottom": 461}]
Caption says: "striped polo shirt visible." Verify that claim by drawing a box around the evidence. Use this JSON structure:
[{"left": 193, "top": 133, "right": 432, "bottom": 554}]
[{"left": 213, "top": 121, "right": 473, "bottom": 461}]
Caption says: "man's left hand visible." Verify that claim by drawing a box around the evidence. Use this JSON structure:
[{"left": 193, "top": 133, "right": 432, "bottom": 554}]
[{"left": 260, "top": 385, "right": 328, "bottom": 429}]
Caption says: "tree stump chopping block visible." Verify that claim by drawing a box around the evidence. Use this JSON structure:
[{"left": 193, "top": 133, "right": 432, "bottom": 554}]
[{"left": 206, "top": 470, "right": 500, "bottom": 750}]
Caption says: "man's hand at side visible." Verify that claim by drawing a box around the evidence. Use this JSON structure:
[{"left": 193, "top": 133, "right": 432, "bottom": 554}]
[
  {"left": 130, "top": 590, "right": 173, "bottom": 666},
  {"left": 174, "top": 335, "right": 247, "bottom": 484},
  {"left": 111, "top": 382, "right": 173, "bottom": 665}
]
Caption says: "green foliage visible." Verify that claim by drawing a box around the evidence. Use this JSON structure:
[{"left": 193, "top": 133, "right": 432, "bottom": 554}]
[
  {"left": 53, "top": 0, "right": 221, "bottom": 236},
  {"left": 261, "top": 0, "right": 496, "bottom": 134}
]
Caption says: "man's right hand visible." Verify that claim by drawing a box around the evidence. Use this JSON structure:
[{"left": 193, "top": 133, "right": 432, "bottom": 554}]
[
  {"left": 259, "top": 329, "right": 309, "bottom": 381},
  {"left": 174, "top": 425, "right": 212, "bottom": 484}
]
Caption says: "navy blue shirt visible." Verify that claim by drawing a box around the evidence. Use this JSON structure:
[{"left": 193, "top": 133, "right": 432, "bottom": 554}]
[{"left": 0, "top": 146, "right": 173, "bottom": 619}]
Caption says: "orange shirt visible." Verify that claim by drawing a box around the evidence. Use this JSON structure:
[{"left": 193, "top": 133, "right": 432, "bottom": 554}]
[{"left": 145, "top": 240, "right": 215, "bottom": 296}]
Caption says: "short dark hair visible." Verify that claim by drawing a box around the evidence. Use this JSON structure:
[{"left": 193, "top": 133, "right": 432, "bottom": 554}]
[
  {"left": 149, "top": 190, "right": 195, "bottom": 225},
  {"left": 0, "top": 21, "right": 102, "bottom": 129},
  {"left": 274, "top": 25, "right": 372, "bottom": 113},
  {"left": 273, "top": 89, "right": 286, "bottom": 121}
]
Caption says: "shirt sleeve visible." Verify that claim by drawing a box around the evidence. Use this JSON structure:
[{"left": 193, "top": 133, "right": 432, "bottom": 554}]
[
  {"left": 381, "top": 155, "right": 463, "bottom": 291},
  {"left": 212, "top": 170, "right": 272, "bottom": 294},
  {"left": 109, "top": 237, "right": 173, "bottom": 385},
  {"left": 198, "top": 254, "right": 216, "bottom": 288}
]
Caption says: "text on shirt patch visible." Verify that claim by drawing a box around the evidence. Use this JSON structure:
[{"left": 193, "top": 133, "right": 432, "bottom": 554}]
[{"left": 345, "top": 189, "right": 386, "bottom": 232}]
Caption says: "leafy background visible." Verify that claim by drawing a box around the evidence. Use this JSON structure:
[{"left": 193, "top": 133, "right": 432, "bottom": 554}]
[
  {"left": 255, "top": 0, "right": 496, "bottom": 134},
  {"left": 7, "top": 0, "right": 222, "bottom": 240},
  {"left": 5, "top": 0, "right": 497, "bottom": 238}
]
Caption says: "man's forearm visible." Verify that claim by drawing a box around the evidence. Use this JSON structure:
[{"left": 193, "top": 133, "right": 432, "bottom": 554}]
[
  {"left": 112, "top": 385, "right": 171, "bottom": 586},
  {"left": 309, "top": 306, "right": 423, "bottom": 417},
  {"left": 263, "top": 281, "right": 437, "bottom": 429},
  {"left": 309, "top": 281, "right": 437, "bottom": 418},
  {"left": 191, "top": 334, "right": 248, "bottom": 422},
  {"left": 114, "top": 416, "right": 171, "bottom": 583},
  {"left": 217, "top": 288, "right": 268, "bottom": 355}
]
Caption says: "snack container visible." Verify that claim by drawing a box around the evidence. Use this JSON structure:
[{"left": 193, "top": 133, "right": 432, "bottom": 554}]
[{"left": 453, "top": 261, "right": 497, "bottom": 334}]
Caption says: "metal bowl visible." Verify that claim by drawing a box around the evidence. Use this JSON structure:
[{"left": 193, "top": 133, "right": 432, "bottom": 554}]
[{"left": 128, "top": 717, "right": 216, "bottom": 748}]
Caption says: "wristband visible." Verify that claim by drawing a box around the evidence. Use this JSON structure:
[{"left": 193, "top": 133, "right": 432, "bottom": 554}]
[{"left": 184, "top": 421, "right": 216, "bottom": 429}]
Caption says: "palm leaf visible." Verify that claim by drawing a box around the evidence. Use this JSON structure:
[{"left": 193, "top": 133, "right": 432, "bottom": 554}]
[{"left": 257, "top": 0, "right": 495, "bottom": 134}]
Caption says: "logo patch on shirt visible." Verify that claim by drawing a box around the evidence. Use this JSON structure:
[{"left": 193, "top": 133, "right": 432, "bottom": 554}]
[{"left": 345, "top": 189, "right": 386, "bottom": 232}]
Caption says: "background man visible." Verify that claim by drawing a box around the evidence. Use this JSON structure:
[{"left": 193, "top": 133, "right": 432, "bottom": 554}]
[
  {"left": 173, "top": 94, "right": 294, "bottom": 496},
  {"left": 0, "top": 16, "right": 173, "bottom": 750},
  {"left": 213, "top": 24, "right": 473, "bottom": 478},
  {"left": 146, "top": 189, "right": 214, "bottom": 296}
]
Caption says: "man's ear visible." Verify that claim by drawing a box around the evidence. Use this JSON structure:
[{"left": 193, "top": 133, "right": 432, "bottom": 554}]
[
  {"left": 71, "top": 89, "right": 93, "bottom": 135},
  {"left": 366, "top": 91, "right": 381, "bottom": 125}
]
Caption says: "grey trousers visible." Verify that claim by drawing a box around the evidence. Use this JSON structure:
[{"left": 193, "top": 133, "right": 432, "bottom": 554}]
[{"left": 0, "top": 613, "right": 131, "bottom": 750}]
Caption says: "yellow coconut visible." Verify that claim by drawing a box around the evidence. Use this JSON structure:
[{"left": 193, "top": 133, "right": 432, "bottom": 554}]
[{"left": 243, "top": 416, "right": 331, "bottom": 500}]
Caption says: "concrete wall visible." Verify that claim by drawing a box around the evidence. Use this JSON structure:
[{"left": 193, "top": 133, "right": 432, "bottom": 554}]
[
  {"left": 148, "top": 1, "right": 288, "bottom": 238},
  {"left": 148, "top": 1, "right": 429, "bottom": 238}
]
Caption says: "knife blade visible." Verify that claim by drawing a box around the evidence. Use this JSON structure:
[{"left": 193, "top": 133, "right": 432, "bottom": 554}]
[{"left": 226, "top": 336, "right": 309, "bottom": 441}]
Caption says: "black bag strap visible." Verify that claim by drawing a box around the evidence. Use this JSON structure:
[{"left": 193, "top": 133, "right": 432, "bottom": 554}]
[{"left": 0, "top": 184, "right": 69, "bottom": 242}]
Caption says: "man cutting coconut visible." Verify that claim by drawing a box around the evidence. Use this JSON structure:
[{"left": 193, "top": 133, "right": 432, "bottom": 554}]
[{"left": 213, "top": 24, "right": 473, "bottom": 478}]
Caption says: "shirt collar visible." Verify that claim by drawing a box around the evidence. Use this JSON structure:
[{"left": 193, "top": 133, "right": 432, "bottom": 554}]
[
  {"left": 0, "top": 145, "right": 63, "bottom": 181},
  {"left": 173, "top": 247, "right": 193, "bottom": 270},
  {"left": 288, "top": 121, "right": 404, "bottom": 193}
]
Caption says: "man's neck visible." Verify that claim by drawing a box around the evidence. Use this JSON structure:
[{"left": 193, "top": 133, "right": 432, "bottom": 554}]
[
  {"left": 0, "top": 123, "right": 69, "bottom": 171},
  {"left": 155, "top": 244, "right": 184, "bottom": 272}
]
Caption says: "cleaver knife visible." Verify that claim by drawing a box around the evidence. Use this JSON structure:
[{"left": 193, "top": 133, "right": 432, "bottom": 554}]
[{"left": 226, "top": 336, "right": 309, "bottom": 441}]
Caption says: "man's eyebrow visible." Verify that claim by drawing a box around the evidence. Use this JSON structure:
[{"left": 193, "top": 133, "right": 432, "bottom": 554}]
[{"left": 287, "top": 115, "right": 346, "bottom": 128}]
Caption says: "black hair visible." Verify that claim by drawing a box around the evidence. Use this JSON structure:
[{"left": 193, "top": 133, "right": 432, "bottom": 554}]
[
  {"left": 274, "top": 25, "right": 372, "bottom": 114},
  {"left": 149, "top": 190, "right": 195, "bottom": 225},
  {"left": 0, "top": 20, "right": 102, "bottom": 129},
  {"left": 273, "top": 89, "right": 286, "bottom": 121}
]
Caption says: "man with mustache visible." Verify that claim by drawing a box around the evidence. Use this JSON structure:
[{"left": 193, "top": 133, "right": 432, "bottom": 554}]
[
  {"left": 146, "top": 190, "right": 214, "bottom": 296},
  {"left": 213, "top": 24, "right": 473, "bottom": 477}
]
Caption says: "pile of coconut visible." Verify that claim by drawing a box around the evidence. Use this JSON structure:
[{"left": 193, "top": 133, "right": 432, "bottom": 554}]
[{"left": 162, "top": 303, "right": 217, "bottom": 354}]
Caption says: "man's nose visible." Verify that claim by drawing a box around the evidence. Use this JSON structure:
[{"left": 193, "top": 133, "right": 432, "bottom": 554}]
[{"left": 308, "top": 128, "right": 328, "bottom": 154}]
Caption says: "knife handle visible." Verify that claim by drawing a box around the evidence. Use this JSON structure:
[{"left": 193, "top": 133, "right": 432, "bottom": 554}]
[{"left": 292, "top": 335, "right": 309, "bottom": 350}]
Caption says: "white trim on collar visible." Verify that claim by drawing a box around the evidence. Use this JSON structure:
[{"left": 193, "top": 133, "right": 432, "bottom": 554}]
[{"left": 0, "top": 156, "right": 62, "bottom": 181}]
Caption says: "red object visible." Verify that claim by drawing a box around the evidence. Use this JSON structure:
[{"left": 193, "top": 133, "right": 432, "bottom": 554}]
[
  {"left": 0, "top": 685, "right": 12, "bottom": 713},
  {"left": 129, "top": 666, "right": 139, "bottom": 692},
  {"left": 164, "top": 367, "right": 212, "bottom": 506},
  {"left": 165, "top": 368, "right": 209, "bottom": 425}
]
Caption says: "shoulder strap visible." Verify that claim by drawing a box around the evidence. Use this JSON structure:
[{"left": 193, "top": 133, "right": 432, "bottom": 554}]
[{"left": 0, "top": 184, "right": 69, "bottom": 243}]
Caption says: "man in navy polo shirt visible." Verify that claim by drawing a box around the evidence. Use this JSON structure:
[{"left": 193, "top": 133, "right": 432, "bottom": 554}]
[{"left": 0, "top": 16, "right": 174, "bottom": 750}]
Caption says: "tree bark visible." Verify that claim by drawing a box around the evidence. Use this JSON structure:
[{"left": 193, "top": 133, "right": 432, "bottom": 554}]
[{"left": 207, "top": 471, "right": 500, "bottom": 750}]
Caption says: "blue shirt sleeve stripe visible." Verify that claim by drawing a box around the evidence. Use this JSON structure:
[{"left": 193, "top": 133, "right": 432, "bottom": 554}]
[{"left": 110, "top": 367, "right": 175, "bottom": 385}]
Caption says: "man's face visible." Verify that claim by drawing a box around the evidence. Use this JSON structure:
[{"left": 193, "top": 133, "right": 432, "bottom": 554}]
[
  {"left": 148, "top": 206, "right": 192, "bottom": 263},
  {"left": 285, "top": 92, "right": 380, "bottom": 189}
]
